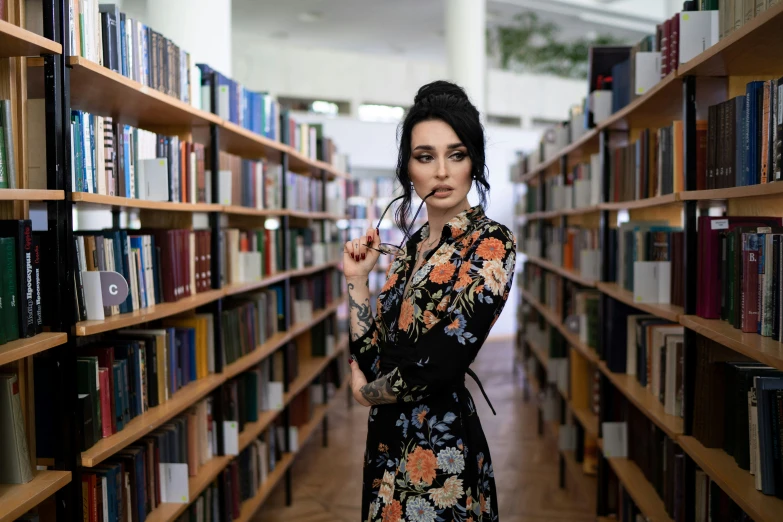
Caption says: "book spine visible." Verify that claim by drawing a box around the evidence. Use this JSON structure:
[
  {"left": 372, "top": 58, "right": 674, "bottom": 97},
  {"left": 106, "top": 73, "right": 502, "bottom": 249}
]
[
  {"left": 2, "top": 100, "right": 15, "bottom": 188},
  {"left": 31, "top": 234, "right": 42, "bottom": 331},
  {"left": 741, "top": 233, "right": 761, "bottom": 333}
]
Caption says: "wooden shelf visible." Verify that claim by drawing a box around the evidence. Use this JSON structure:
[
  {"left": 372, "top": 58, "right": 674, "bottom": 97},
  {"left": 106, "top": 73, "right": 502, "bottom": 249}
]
[
  {"left": 222, "top": 271, "right": 294, "bottom": 297},
  {"left": 599, "top": 193, "right": 679, "bottom": 211},
  {"left": 520, "top": 130, "right": 601, "bottom": 185},
  {"left": 679, "top": 182, "right": 783, "bottom": 202},
  {"left": 81, "top": 373, "right": 225, "bottom": 467},
  {"left": 562, "top": 205, "right": 601, "bottom": 216},
  {"left": 74, "top": 289, "right": 224, "bottom": 336},
  {"left": 222, "top": 331, "right": 292, "bottom": 381},
  {"left": 597, "top": 361, "right": 683, "bottom": 439},
  {"left": 597, "top": 282, "right": 682, "bottom": 323},
  {"left": 0, "top": 189, "right": 64, "bottom": 201},
  {"left": 222, "top": 205, "right": 286, "bottom": 217},
  {"left": 525, "top": 334, "right": 549, "bottom": 371},
  {"left": 604, "top": 456, "right": 673, "bottom": 522},
  {"left": 523, "top": 209, "right": 562, "bottom": 220},
  {"left": 680, "top": 315, "right": 783, "bottom": 372},
  {"left": 0, "top": 19, "right": 61, "bottom": 58},
  {"left": 284, "top": 338, "right": 348, "bottom": 406},
  {"left": 600, "top": 73, "right": 682, "bottom": 131},
  {"left": 313, "top": 159, "right": 351, "bottom": 180},
  {"left": 144, "top": 455, "right": 233, "bottom": 522},
  {"left": 0, "top": 470, "right": 71, "bottom": 522},
  {"left": 238, "top": 410, "right": 283, "bottom": 454},
  {"left": 521, "top": 289, "right": 600, "bottom": 364},
  {"left": 79, "top": 306, "right": 345, "bottom": 466},
  {"left": 0, "top": 332, "right": 68, "bottom": 366},
  {"left": 524, "top": 255, "right": 597, "bottom": 287},
  {"left": 288, "top": 260, "right": 341, "bottom": 279},
  {"left": 28, "top": 56, "right": 220, "bottom": 129},
  {"left": 234, "top": 453, "right": 295, "bottom": 522},
  {"left": 571, "top": 406, "right": 599, "bottom": 438},
  {"left": 287, "top": 209, "right": 346, "bottom": 221},
  {"left": 71, "top": 192, "right": 222, "bottom": 212},
  {"left": 678, "top": 435, "right": 783, "bottom": 522},
  {"left": 219, "top": 120, "right": 284, "bottom": 164},
  {"left": 678, "top": 2, "right": 783, "bottom": 77}
]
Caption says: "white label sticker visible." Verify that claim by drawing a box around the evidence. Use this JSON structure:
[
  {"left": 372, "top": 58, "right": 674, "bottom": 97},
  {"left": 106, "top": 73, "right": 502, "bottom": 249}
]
[
  {"left": 711, "top": 219, "right": 729, "bottom": 230},
  {"left": 159, "top": 463, "right": 189, "bottom": 503},
  {"left": 223, "top": 420, "right": 239, "bottom": 456}
]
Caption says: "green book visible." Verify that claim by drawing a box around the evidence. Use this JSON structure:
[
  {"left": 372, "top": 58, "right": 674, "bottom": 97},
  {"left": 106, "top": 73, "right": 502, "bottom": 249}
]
[
  {"left": 0, "top": 126, "right": 7, "bottom": 189},
  {"left": 0, "top": 238, "right": 18, "bottom": 341},
  {"left": 77, "top": 356, "right": 101, "bottom": 445},
  {"left": 244, "top": 372, "right": 258, "bottom": 423}
]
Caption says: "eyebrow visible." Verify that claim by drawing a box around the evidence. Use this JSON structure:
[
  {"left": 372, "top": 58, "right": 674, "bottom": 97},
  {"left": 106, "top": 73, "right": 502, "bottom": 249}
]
[{"left": 412, "top": 143, "right": 465, "bottom": 151}]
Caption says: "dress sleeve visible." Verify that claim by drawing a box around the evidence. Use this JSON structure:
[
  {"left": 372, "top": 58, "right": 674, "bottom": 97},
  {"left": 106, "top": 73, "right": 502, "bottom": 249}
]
[
  {"left": 349, "top": 304, "right": 382, "bottom": 380},
  {"left": 386, "top": 226, "right": 516, "bottom": 403}
]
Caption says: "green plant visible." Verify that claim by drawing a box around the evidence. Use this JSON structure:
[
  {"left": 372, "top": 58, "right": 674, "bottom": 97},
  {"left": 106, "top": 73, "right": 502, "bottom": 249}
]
[{"left": 487, "top": 13, "right": 629, "bottom": 79}]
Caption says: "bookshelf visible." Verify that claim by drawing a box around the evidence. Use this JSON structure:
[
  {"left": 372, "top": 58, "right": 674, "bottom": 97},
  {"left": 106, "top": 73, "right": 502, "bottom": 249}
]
[
  {"left": 0, "top": 18, "right": 62, "bottom": 57},
  {"left": 0, "top": 4, "right": 354, "bottom": 521},
  {"left": 515, "top": 2, "right": 783, "bottom": 520},
  {"left": 0, "top": 471, "right": 72, "bottom": 522}
]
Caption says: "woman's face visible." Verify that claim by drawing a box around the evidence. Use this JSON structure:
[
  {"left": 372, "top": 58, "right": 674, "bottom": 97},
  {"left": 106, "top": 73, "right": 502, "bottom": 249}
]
[{"left": 408, "top": 119, "right": 472, "bottom": 212}]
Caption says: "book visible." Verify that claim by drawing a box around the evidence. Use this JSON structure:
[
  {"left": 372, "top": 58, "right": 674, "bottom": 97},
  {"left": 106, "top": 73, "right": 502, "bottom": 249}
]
[{"left": 0, "top": 373, "right": 33, "bottom": 483}]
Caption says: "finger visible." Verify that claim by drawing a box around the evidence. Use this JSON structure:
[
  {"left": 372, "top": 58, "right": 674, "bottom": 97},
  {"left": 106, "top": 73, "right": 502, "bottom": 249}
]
[
  {"left": 366, "top": 227, "right": 377, "bottom": 248},
  {"left": 344, "top": 240, "right": 356, "bottom": 261}
]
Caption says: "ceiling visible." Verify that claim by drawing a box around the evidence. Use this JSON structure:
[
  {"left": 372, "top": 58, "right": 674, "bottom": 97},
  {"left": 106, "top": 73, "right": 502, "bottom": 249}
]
[{"left": 231, "top": 0, "right": 662, "bottom": 62}]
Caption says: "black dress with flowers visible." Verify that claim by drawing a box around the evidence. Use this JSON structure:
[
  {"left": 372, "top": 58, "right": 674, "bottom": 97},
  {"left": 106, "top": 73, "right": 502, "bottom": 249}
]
[{"left": 350, "top": 206, "right": 516, "bottom": 522}]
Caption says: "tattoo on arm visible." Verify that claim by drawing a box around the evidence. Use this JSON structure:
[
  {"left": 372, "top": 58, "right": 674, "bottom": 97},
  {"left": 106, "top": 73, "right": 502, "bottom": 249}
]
[
  {"left": 360, "top": 375, "right": 397, "bottom": 405},
  {"left": 348, "top": 281, "right": 373, "bottom": 341}
]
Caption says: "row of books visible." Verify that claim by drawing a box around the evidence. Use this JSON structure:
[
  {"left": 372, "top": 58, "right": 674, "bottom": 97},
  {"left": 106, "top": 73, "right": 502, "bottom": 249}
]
[
  {"left": 74, "top": 228, "right": 212, "bottom": 322},
  {"left": 70, "top": 110, "right": 210, "bottom": 202},
  {"left": 70, "top": 1, "right": 192, "bottom": 103},
  {"left": 291, "top": 272, "right": 343, "bottom": 325},
  {"left": 704, "top": 78, "right": 783, "bottom": 190},
  {"left": 718, "top": 0, "right": 779, "bottom": 41},
  {"left": 696, "top": 216, "right": 783, "bottom": 339},
  {"left": 217, "top": 151, "right": 279, "bottom": 210},
  {"left": 345, "top": 177, "right": 397, "bottom": 200},
  {"left": 0, "top": 220, "right": 43, "bottom": 342},
  {"left": 0, "top": 99, "right": 17, "bottom": 189},
  {"left": 606, "top": 123, "right": 699, "bottom": 203},
  {"left": 693, "top": 333, "right": 783, "bottom": 498},
  {"left": 608, "top": 220, "right": 685, "bottom": 306},
  {"left": 79, "top": 397, "right": 215, "bottom": 522}
]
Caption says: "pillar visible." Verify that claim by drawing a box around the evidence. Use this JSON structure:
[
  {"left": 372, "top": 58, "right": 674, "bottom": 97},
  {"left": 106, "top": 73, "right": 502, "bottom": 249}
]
[
  {"left": 445, "top": 0, "right": 487, "bottom": 115},
  {"left": 144, "top": 0, "right": 233, "bottom": 77}
]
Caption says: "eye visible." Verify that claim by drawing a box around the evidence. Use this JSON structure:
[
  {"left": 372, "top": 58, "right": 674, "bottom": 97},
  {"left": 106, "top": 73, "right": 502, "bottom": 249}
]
[
  {"left": 450, "top": 151, "right": 467, "bottom": 161},
  {"left": 416, "top": 154, "right": 433, "bottom": 163}
]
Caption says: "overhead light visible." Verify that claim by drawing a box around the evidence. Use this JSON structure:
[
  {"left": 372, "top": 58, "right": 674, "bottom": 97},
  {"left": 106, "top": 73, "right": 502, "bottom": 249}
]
[
  {"left": 298, "top": 11, "right": 323, "bottom": 23},
  {"left": 578, "top": 12, "right": 656, "bottom": 33}
]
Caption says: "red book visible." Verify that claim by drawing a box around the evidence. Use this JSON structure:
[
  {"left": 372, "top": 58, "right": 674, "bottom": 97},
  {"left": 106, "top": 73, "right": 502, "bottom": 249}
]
[
  {"left": 661, "top": 18, "right": 671, "bottom": 78},
  {"left": 669, "top": 15, "right": 680, "bottom": 75},
  {"left": 741, "top": 232, "right": 760, "bottom": 332},
  {"left": 99, "top": 369, "right": 112, "bottom": 438},
  {"left": 696, "top": 216, "right": 782, "bottom": 319},
  {"left": 696, "top": 120, "right": 708, "bottom": 191}
]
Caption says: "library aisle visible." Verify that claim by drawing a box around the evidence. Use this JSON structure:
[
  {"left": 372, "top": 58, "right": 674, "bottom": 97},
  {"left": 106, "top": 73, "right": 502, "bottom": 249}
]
[{"left": 254, "top": 339, "right": 595, "bottom": 522}]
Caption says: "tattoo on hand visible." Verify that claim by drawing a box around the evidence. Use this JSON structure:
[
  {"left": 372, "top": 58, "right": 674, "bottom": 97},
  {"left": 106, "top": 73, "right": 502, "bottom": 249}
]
[
  {"left": 348, "top": 282, "right": 373, "bottom": 341},
  {"left": 360, "top": 376, "right": 397, "bottom": 405}
]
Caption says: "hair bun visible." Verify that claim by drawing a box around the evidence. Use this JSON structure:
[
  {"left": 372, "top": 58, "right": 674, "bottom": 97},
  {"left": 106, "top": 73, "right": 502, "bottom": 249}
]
[{"left": 414, "top": 80, "right": 470, "bottom": 105}]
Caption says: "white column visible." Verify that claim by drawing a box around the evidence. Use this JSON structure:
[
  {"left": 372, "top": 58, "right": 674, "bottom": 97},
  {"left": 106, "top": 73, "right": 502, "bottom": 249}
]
[
  {"left": 144, "top": 0, "right": 233, "bottom": 77},
  {"left": 445, "top": 0, "right": 487, "bottom": 115}
]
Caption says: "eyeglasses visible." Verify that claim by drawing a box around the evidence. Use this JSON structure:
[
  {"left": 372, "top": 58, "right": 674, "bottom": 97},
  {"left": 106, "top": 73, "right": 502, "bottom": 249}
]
[{"left": 365, "top": 190, "right": 435, "bottom": 257}]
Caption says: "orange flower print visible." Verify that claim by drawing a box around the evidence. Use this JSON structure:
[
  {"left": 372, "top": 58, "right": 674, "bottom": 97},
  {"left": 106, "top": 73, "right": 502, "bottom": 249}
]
[
  {"left": 466, "top": 495, "right": 473, "bottom": 510},
  {"left": 406, "top": 446, "right": 438, "bottom": 486},
  {"left": 429, "top": 476, "right": 464, "bottom": 509},
  {"left": 429, "top": 261, "right": 456, "bottom": 284},
  {"left": 455, "top": 261, "right": 472, "bottom": 290},
  {"left": 398, "top": 298, "right": 415, "bottom": 332},
  {"left": 378, "top": 443, "right": 389, "bottom": 453},
  {"left": 436, "top": 294, "right": 451, "bottom": 312},
  {"left": 478, "top": 259, "right": 508, "bottom": 296},
  {"left": 422, "top": 310, "right": 440, "bottom": 331},
  {"left": 378, "top": 470, "right": 395, "bottom": 504},
  {"left": 480, "top": 493, "right": 487, "bottom": 514},
  {"left": 476, "top": 237, "right": 506, "bottom": 261},
  {"left": 371, "top": 329, "right": 379, "bottom": 346},
  {"left": 381, "top": 500, "right": 402, "bottom": 522},
  {"left": 382, "top": 273, "right": 398, "bottom": 293},
  {"left": 449, "top": 214, "right": 470, "bottom": 237}
]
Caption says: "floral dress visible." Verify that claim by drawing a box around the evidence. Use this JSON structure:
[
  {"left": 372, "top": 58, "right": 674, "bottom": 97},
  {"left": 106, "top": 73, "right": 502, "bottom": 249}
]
[{"left": 350, "top": 205, "right": 516, "bottom": 522}]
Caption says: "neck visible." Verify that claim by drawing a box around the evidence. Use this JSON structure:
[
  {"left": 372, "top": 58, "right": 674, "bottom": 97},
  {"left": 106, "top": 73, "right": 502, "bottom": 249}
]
[{"left": 424, "top": 198, "right": 471, "bottom": 241}]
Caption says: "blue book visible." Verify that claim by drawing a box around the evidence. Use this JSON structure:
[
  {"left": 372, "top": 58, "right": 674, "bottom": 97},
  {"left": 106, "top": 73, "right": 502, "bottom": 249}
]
[
  {"left": 130, "top": 236, "right": 147, "bottom": 308},
  {"left": 92, "top": 467, "right": 117, "bottom": 522},
  {"left": 187, "top": 328, "right": 196, "bottom": 382},
  {"left": 734, "top": 96, "right": 746, "bottom": 188},
  {"left": 88, "top": 113, "right": 96, "bottom": 193},
  {"left": 119, "top": 14, "right": 127, "bottom": 77},
  {"left": 745, "top": 81, "right": 764, "bottom": 186},
  {"left": 118, "top": 230, "right": 132, "bottom": 313},
  {"left": 112, "top": 362, "right": 124, "bottom": 430}
]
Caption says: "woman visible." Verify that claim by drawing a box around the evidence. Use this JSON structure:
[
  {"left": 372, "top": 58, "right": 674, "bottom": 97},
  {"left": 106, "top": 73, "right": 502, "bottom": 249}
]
[{"left": 344, "top": 80, "right": 515, "bottom": 522}]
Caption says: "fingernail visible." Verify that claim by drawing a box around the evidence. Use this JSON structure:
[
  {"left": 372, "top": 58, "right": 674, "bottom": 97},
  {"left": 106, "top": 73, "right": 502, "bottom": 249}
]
[
  {"left": 362, "top": 253, "right": 366, "bottom": 260},
  {"left": 351, "top": 254, "right": 355, "bottom": 260},
  {"left": 368, "top": 235, "right": 373, "bottom": 243}
]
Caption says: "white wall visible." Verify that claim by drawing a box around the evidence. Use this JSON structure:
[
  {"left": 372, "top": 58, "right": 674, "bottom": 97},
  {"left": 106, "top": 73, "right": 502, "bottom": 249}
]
[{"left": 232, "top": 36, "right": 586, "bottom": 125}]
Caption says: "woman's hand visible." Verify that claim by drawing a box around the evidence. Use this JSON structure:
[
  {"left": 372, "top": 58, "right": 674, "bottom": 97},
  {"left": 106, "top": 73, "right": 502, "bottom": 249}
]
[
  {"left": 343, "top": 227, "right": 381, "bottom": 279},
  {"left": 349, "top": 359, "right": 371, "bottom": 407}
]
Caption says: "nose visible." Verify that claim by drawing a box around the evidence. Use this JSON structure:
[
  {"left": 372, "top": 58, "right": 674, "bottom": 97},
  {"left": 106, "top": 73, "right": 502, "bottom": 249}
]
[{"left": 436, "top": 157, "right": 448, "bottom": 179}]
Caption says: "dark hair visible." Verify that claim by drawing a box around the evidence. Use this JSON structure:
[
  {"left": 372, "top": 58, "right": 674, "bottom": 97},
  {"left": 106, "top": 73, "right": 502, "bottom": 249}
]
[{"left": 394, "top": 80, "right": 489, "bottom": 237}]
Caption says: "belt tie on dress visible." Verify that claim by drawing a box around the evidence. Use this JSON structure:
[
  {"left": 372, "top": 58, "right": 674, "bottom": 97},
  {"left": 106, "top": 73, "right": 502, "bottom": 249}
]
[{"left": 465, "top": 368, "right": 496, "bottom": 416}]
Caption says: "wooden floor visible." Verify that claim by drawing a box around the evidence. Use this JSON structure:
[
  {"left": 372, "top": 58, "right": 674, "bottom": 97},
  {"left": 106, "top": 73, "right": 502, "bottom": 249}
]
[{"left": 253, "top": 339, "right": 596, "bottom": 521}]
